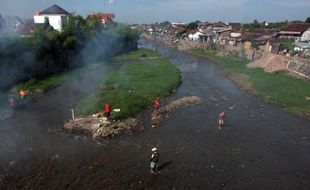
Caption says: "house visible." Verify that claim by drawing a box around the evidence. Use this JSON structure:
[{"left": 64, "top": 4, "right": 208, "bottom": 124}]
[
  {"left": 198, "top": 22, "right": 210, "bottom": 32},
  {"left": 88, "top": 13, "right": 115, "bottom": 24},
  {"left": 218, "top": 31, "right": 231, "bottom": 45},
  {"left": 209, "top": 22, "right": 230, "bottom": 32},
  {"left": 188, "top": 31, "right": 204, "bottom": 41},
  {"left": 34, "top": 4, "right": 69, "bottom": 31},
  {"left": 172, "top": 22, "right": 186, "bottom": 28},
  {"left": 238, "top": 33, "right": 261, "bottom": 49},
  {"left": 20, "top": 19, "right": 36, "bottom": 37},
  {"left": 0, "top": 16, "right": 25, "bottom": 34},
  {"left": 294, "top": 41, "right": 310, "bottom": 52},
  {"left": 229, "top": 23, "right": 242, "bottom": 38},
  {"left": 278, "top": 23, "right": 310, "bottom": 40}
]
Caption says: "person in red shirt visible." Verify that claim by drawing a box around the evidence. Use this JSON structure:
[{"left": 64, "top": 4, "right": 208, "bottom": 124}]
[
  {"left": 104, "top": 103, "right": 112, "bottom": 117},
  {"left": 154, "top": 97, "right": 159, "bottom": 111}
]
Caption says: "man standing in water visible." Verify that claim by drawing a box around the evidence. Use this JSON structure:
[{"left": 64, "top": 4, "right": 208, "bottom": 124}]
[
  {"left": 218, "top": 111, "right": 225, "bottom": 130},
  {"left": 150, "top": 147, "right": 160, "bottom": 174}
]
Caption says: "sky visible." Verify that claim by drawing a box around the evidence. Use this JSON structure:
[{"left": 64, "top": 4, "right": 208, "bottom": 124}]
[{"left": 0, "top": 0, "right": 309, "bottom": 24}]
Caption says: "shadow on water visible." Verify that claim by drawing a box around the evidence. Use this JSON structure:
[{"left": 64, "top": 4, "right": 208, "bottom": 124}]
[{"left": 158, "top": 161, "right": 173, "bottom": 171}]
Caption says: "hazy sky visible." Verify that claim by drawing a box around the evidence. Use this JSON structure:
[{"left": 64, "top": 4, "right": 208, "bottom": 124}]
[{"left": 0, "top": 0, "right": 309, "bottom": 24}]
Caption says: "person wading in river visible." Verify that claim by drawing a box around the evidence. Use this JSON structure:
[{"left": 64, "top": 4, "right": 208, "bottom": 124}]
[
  {"left": 154, "top": 97, "right": 159, "bottom": 112},
  {"left": 150, "top": 147, "right": 160, "bottom": 174},
  {"left": 218, "top": 111, "right": 225, "bottom": 130}
]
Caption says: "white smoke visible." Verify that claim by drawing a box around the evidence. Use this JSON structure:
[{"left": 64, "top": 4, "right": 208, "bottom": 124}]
[{"left": 108, "top": 0, "right": 116, "bottom": 4}]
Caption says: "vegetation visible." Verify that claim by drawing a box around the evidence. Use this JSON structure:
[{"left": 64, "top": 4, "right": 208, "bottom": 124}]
[
  {"left": 11, "top": 63, "right": 102, "bottom": 94},
  {"left": 0, "top": 13, "right": 140, "bottom": 91},
  {"left": 76, "top": 49, "right": 182, "bottom": 119},
  {"left": 243, "top": 19, "right": 289, "bottom": 32},
  {"left": 114, "top": 48, "right": 160, "bottom": 61},
  {"left": 187, "top": 22, "right": 198, "bottom": 30},
  {"left": 189, "top": 48, "right": 310, "bottom": 115}
]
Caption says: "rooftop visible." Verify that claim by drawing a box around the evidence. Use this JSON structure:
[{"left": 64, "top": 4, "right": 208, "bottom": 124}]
[{"left": 39, "top": 4, "right": 69, "bottom": 15}]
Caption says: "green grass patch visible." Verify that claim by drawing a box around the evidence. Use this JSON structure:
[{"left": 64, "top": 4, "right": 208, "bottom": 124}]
[
  {"left": 189, "top": 48, "right": 310, "bottom": 115},
  {"left": 76, "top": 56, "right": 182, "bottom": 119},
  {"left": 114, "top": 48, "right": 161, "bottom": 61}
]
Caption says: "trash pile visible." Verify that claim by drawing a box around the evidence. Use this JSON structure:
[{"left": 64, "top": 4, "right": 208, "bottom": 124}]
[
  {"left": 64, "top": 112, "right": 143, "bottom": 139},
  {"left": 151, "top": 96, "right": 202, "bottom": 127}
]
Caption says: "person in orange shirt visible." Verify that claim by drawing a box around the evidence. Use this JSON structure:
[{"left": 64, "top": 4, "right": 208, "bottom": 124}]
[
  {"left": 19, "top": 90, "right": 27, "bottom": 99},
  {"left": 18, "top": 90, "right": 29, "bottom": 105}
]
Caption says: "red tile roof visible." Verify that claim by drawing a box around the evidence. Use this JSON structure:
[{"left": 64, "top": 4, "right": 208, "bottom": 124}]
[
  {"left": 280, "top": 23, "right": 310, "bottom": 34},
  {"left": 88, "top": 13, "right": 115, "bottom": 21}
]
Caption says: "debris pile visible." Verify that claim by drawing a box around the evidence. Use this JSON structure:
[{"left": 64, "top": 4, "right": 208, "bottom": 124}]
[
  {"left": 247, "top": 53, "right": 287, "bottom": 72},
  {"left": 151, "top": 96, "right": 202, "bottom": 127},
  {"left": 64, "top": 112, "right": 143, "bottom": 140}
]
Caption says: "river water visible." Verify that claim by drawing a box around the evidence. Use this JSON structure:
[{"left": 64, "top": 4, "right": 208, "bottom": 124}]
[{"left": 0, "top": 38, "right": 310, "bottom": 190}]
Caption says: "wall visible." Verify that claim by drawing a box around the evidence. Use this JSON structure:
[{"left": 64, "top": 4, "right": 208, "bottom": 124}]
[
  {"left": 34, "top": 15, "right": 67, "bottom": 31},
  {"left": 286, "top": 58, "right": 310, "bottom": 79}
]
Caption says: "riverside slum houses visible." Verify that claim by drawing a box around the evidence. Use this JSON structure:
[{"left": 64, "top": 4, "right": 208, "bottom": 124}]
[{"left": 142, "top": 21, "right": 310, "bottom": 58}]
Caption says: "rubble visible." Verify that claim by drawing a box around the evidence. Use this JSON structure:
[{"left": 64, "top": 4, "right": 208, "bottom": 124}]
[
  {"left": 64, "top": 112, "right": 143, "bottom": 140},
  {"left": 151, "top": 96, "right": 202, "bottom": 127}
]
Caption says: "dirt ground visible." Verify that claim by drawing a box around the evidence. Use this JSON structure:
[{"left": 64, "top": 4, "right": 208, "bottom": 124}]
[
  {"left": 0, "top": 39, "right": 310, "bottom": 190},
  {"left": 247, "top": 53, "right": 288, "bottom": 72}
]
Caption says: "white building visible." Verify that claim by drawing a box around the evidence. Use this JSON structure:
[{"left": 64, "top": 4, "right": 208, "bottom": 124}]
[
  {"left": 188, "top": 31, "right": 204, "bottom": 41},
  {"left": 34, "top": 4, "right": 69, "bottom": 32}
]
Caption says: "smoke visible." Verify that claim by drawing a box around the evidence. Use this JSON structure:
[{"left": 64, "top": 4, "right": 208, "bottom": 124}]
[{"left": 108, "top": 0, "right": 116, "bottom": 4}]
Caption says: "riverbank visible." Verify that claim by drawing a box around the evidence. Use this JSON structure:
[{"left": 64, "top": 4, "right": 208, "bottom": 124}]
[{"left": 189, "top": 48, "right": 310, "bottom": 117}]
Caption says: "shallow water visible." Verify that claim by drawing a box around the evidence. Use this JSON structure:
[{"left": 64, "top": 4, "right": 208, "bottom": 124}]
[{"left": 0, "top": 39, "right": 310, "bottom": 190}]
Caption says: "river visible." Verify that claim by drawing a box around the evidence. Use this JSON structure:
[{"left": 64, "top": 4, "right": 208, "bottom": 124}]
[{"left": 0, "top": 38, "right": 309, "bottom": 190}]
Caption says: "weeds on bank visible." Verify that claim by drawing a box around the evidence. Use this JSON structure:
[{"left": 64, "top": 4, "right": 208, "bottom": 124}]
[{"left": 189, "top": 48, "right": 310, "bottom": 115}]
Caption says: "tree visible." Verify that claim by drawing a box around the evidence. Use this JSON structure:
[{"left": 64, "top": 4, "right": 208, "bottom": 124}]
[
  {"left": 187, "top": 22, "right": 198, "bottom": 30},
  {"left": 253, "top": 19, "right": 260, "bottom": 28},
  {"left": 305, "top": 17, "right": 310, "bottom": 23},
  {"left": 43, "top": 17, "right": 54, "bottom": 31}
]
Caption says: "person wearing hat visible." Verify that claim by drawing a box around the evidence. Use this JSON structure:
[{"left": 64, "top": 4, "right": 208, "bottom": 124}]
[{"left": 150, "top": 147, "right": 160, "bottom": 174}]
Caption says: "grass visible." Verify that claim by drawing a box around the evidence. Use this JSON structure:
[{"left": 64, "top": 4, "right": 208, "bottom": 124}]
[
  {"left": 76, "top": 49, "right": 182, "bottom": 119},
  {"left": 114, "top": 48, "right": 161, "bottom": 61},
  {"left": 189, "top": 48, "right": 310, "bottom": 116}
]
